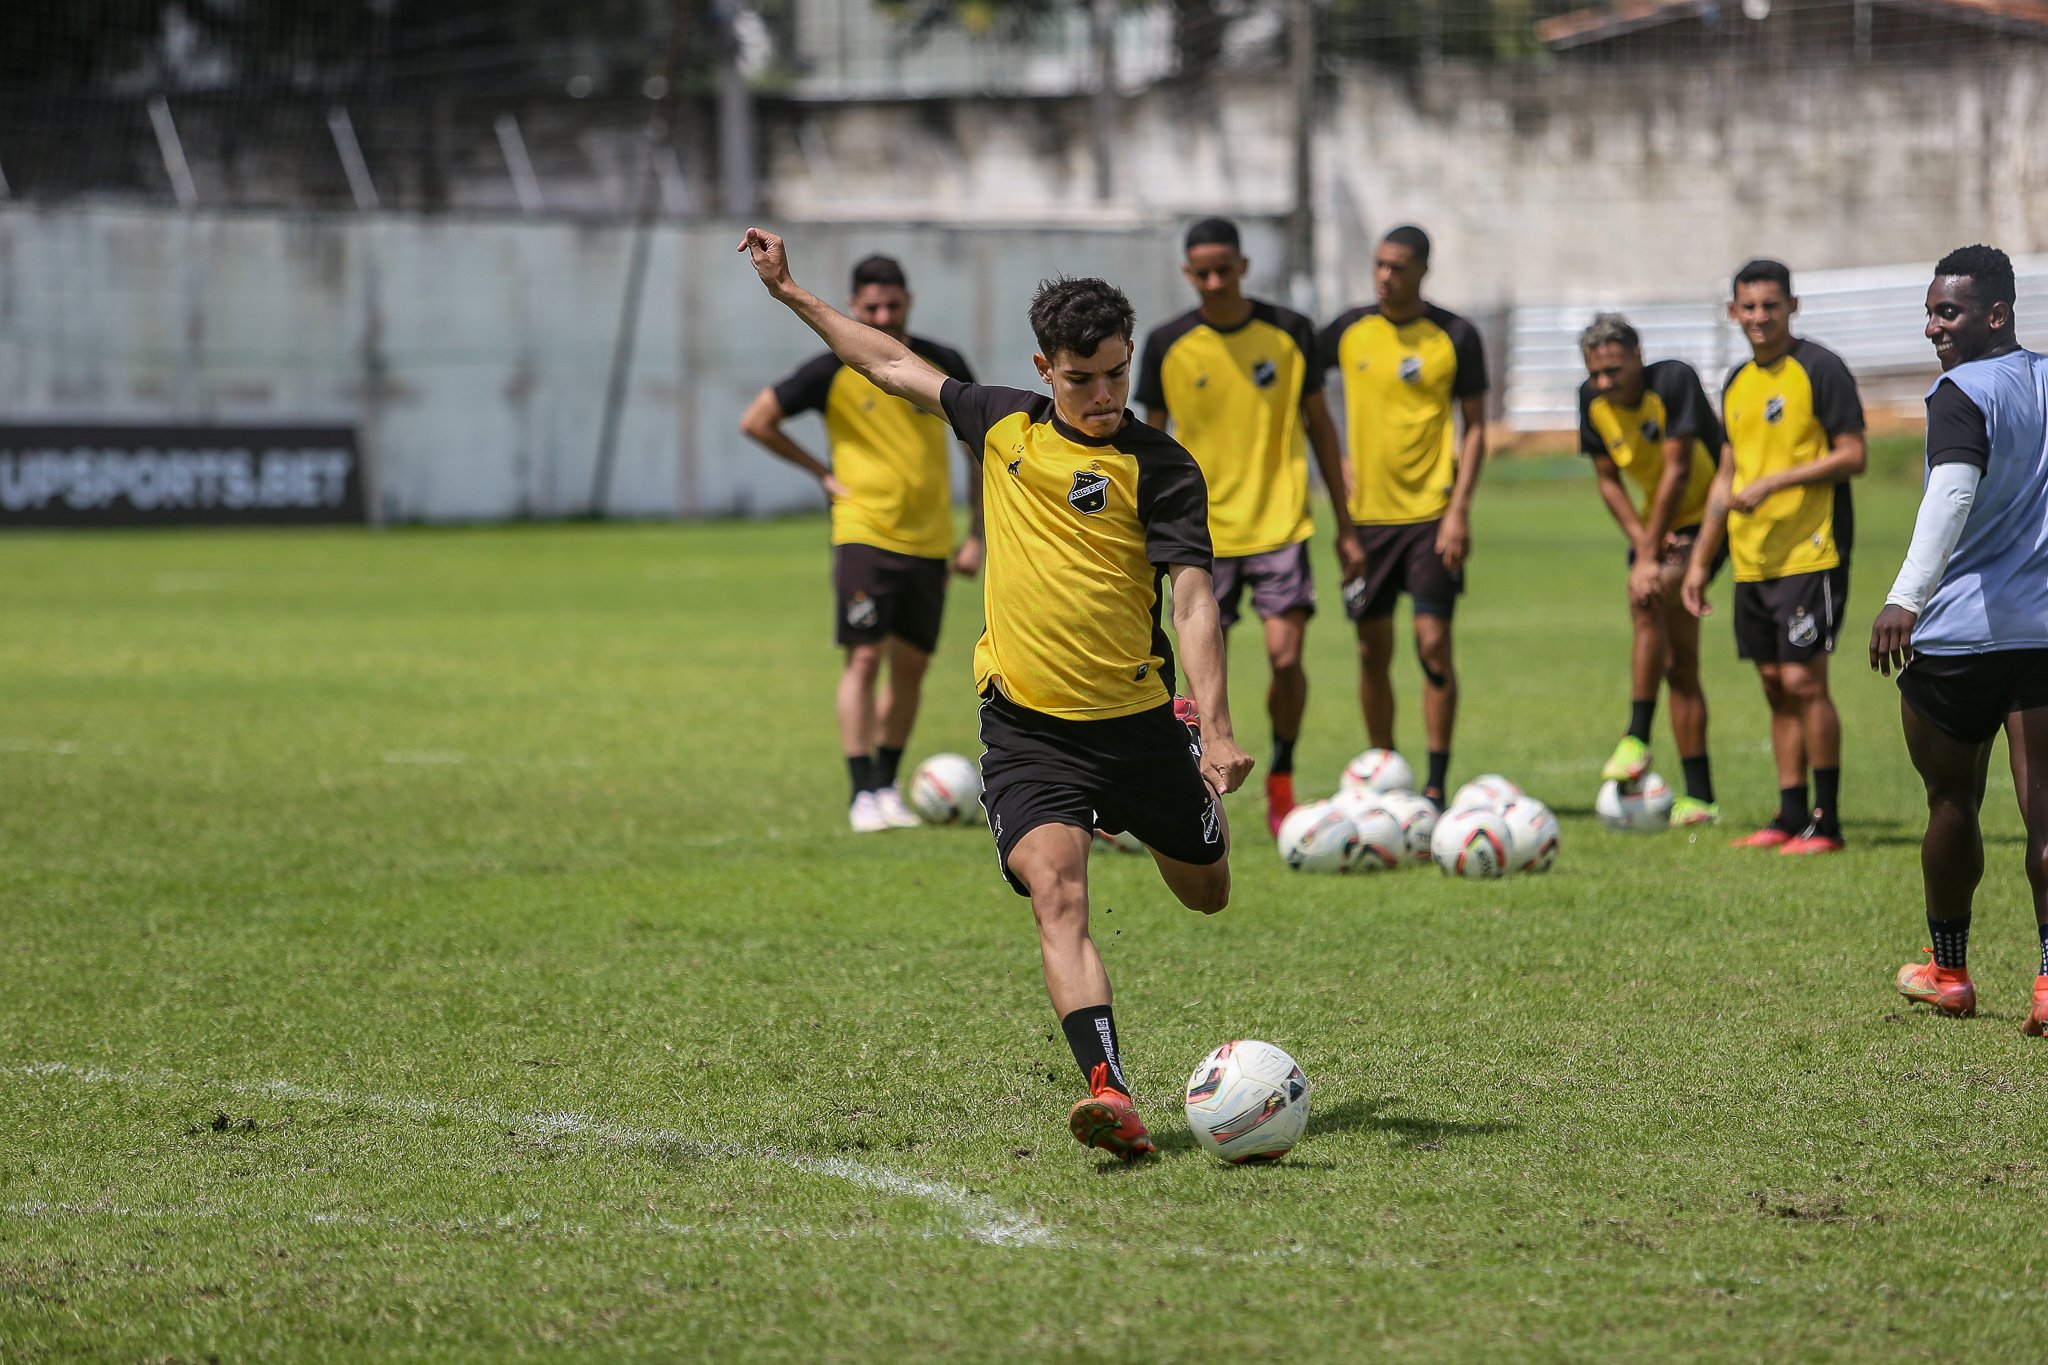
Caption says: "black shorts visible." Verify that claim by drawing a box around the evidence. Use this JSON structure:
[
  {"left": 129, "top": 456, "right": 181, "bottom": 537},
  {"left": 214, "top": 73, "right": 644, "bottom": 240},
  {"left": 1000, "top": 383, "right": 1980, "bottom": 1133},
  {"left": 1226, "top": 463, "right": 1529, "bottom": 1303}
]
[
  {"left": 1213, "top": 542, "right": 1316, "bottom": 630},
  {"left": 833, "top": 543, "right": 947, "bottom": 653},
  {"left": 1733, "top": 565, "right": 1848, "bottom": 664},
  {"left": 1898, "top": 648, "right": 2048, "bottom": 745},
  {"left": 978, "top": 685, "right": 1223, "bottom": 896},
  {"left": 1344, "top": 521, "right": 1461, "bottom": 622},
  {"left": 1628, "top": 523, "right": 1728, "bottom": 582}
]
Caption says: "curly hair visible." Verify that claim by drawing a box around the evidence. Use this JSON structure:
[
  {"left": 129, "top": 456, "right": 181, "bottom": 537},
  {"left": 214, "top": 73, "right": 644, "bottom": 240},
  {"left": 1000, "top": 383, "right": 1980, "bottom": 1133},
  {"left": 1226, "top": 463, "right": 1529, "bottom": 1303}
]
[
  {"left": 1579, "top": 312, "right": 1640, "bottom": 353},
  {"left": 1028, "top": 276, "right": 1136, "bottom": 361},
  {"left": 1934, "top": 244, "right": 2016, "bottom": 307}
]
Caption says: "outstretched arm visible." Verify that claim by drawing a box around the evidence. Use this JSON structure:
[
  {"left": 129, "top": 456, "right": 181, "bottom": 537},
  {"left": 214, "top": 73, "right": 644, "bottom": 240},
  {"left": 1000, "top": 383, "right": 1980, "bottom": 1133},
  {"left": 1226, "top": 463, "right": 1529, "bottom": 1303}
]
[
  {"left": 1165, "top": 562, "right": 1254, "bottom": 797},
  {"left": 738, "top": 227, "right": 947, "bottom": 415}
]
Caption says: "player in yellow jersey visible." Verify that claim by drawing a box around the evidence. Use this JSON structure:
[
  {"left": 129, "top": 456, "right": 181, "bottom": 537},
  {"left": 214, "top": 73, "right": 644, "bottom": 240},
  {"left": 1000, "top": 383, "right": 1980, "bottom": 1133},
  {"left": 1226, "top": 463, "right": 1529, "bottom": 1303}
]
[
  {"left": 1576, "top": 313, "right": 1722, "bottom": 826},
  {"left": 1318, "top": 226, "right": 1488, "bottom": 807},
  {"left": 1682, "top": 260, "right": 1867, "bottom": 854},
  {"left": 740, "top": 255, "right": 983, "bottom": 834},
  {"left": 739, "top": 226, "right": 1254, "bottom": 1163},
  {"left": 1136, "top": 218, "right": 1363, "bottom": 835}
]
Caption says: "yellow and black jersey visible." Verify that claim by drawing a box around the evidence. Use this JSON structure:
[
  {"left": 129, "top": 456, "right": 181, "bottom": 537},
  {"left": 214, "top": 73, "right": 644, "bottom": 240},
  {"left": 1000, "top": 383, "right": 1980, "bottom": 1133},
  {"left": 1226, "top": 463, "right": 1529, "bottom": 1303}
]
[
  {"left": 1577, "top": 359, "right": 1720, "bottom": 530},
  {"left": 772, "top": 335, "right": 975, "bottom": 559},
  {"left": 939, "top": 378, "right": 1211, "bottom": 721},
  {"left": 1133, "top": 299, "right": 1319, "bottom": 557},
  {"left": 1317, "top": 303, "right": 1487, "bottom": 526},
  {"left": 1721, "top": 338, "right": 1865, "bottom": 582}
]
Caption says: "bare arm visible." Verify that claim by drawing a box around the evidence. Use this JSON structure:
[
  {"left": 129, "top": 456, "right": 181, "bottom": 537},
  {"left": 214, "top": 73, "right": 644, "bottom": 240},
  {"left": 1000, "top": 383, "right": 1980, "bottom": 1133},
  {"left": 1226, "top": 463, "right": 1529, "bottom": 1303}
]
[
  {"left": 1731, "top": 431, "right": 1866, "bottom": 513},
  {"left": 738, "top": 228, "right": 947, "bottom": 415},
  {"left": 1681, "top": 443, "right": 1737, "bottom": 617},
  {"left": 1641, "top": 438, "right": 1693, "bottom": 552},
  {"left": 1303, "top": 390, "right": 1364, "bottom": 580},
  {"left": 1165, "top": 562, "right": 1253, "bottom": 797},
  {"left": 1591, "top": 455, "right": 1645, "bottom": 544},
  {"left": 1436, "top": 393, "right": 1488, "bottom": 571},
  {"left": 739, "top": 387, "right": 846, "bottom": 500}
]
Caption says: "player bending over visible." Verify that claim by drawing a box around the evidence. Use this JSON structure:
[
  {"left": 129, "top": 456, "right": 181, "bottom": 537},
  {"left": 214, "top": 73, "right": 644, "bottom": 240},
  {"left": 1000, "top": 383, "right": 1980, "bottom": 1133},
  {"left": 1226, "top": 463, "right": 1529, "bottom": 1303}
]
[
  {"left": 1136, "top": 217, "right": 1363, "bottom": 834},
  {"left": 1683, "top": 260, "right": 1866, "bottom": 854},
  {"left": 739, "top": 227, "right": 1255, "bottom": 1160},
  {"left": 1577, "top": 313, "right": 1721, "bottom": 825},
  {"left": 1871, "top": 245, "right": 2048, "bottom": 1029},
  {"left": 740, "top": 255, "right": 983, "bottom": 833}
]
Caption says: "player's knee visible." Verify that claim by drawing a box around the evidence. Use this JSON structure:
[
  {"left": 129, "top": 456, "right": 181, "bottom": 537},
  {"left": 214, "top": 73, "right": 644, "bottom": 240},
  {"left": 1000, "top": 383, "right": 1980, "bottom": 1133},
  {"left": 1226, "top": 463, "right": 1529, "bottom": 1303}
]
[
  {"left": 844, "top": 646, "right": 884, "bottom": 680},
  {"left": 1176, "top": 866, "right": 1231, "bottom": 915},
  {"left": 2023, "top": 839, "right": 2048, "bottom": 892},
  {"left": 1415, "top": 640, "right": 1453, "bottom": 690},
  {"left": 1029, "top": 871, "right": 1090, "bottom": 931},
  {"left": 1271, "top": 652, "right": 1306, "bottom": 683}
]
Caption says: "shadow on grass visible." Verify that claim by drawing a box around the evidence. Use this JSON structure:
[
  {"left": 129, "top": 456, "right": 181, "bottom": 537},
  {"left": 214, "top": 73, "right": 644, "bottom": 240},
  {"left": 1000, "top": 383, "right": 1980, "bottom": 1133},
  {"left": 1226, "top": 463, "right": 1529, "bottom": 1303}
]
[{"left": 1093, "top": 1096, "right": 1519, "bottom": 1172}]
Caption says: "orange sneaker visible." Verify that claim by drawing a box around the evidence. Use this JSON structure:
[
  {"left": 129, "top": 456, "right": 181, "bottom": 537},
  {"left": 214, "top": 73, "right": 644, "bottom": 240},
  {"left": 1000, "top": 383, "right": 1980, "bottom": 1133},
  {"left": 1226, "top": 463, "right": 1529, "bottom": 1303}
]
[
  {"left": 1779, "top": 826, "right": 1846, "bottom": 856},
  {"left": 1068, "top": 1063, "right": 1155, "bottom": 1162},
  {"left": 1730, "top": 825, "right": 1794, "bottom": 849},
  {"left": 1265, "top": 772, "right": 1296, "bottom": 838},
  {"left": 2025, "top": 976, "right": 2048, "bottom": 1037},
  {"left": 1896, "top": 951, "right": 1976, "bottom": 1017}
]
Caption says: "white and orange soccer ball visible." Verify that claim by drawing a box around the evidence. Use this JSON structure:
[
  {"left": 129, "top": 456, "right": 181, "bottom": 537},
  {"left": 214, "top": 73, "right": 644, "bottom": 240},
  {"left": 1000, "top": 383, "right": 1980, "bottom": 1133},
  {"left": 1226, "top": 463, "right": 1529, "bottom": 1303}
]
[
  {"left": 1183, "top": 1039, "right": 1312, "bottom": 1164},
  {"left": 1375, "top": 789, "right": 1440, "bottom": 865},
  {"left": 1497, "top": 796, "right": 1561, "bottom": 873},
  {"left": 1339, "top": 748, "right": 1415, "bottom": 795},
  {"left": 1450, "top": 773, "right": 1522, "bottom": 813},
  {"left": 1432, "top": 806, "right": 1510, "bottom": 878},
  {"left": 1596, "top": 773, "right": 1675, "bottom": 832},
  {"left": 1275, "top": 801, "right": 1362, "bottom": 874},
  {"left": 1348, "top": 804, "right": 1407, "bottom": 872},
  {"left": 907, "top": 753, "right": 982, "bottom": 825}
]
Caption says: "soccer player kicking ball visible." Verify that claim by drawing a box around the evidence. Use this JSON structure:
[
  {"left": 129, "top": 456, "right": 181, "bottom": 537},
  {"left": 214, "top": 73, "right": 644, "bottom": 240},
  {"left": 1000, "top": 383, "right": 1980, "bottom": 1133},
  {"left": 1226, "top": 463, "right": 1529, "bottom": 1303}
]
[
  {"left": 1319, "top": 226, "right": 1489, "bottom": 809},
  {"left": 740, "top": 256, "right": 983, "bottom": 833},
  {"left": 1683, "top": 260, "right": 1866, "bottom": 854},
  {"left": 1136, "top": 217, "right": 1364, "bottom": 835},
  {"left": 739, "top": 227, "right": 1255, "bottom": 1161},
  {"left": 1577, "top": 313, "right": 1722, "bottom": 825},
  {"left": 1873, "top": 246, "right": 2048, "bottom": 1029}
]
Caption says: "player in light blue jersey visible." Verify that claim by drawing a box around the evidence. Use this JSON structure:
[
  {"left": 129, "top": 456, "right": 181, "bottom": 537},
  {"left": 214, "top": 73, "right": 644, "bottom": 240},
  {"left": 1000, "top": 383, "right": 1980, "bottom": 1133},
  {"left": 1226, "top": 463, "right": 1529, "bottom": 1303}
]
[{"left": 1870, "top": 245, "right": 2048, "bottom": 1032}]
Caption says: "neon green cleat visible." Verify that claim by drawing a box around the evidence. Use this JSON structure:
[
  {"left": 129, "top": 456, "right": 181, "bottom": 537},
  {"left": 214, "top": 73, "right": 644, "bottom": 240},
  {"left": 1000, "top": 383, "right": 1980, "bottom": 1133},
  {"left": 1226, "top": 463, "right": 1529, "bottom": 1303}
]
[
  {"left": 1601, "top": 735, "right": 1651, "bottom": 783},
  {"left": 1669, "top": 796, "right": 1720, "bottom": 826}
]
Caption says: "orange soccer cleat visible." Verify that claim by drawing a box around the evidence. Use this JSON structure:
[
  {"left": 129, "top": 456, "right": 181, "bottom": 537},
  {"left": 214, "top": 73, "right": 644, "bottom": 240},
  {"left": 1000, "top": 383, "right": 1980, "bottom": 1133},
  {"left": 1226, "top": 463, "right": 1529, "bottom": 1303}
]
[
  {"left": 1896, "top": 951, "right": 1977, "bottom": 1018},
  {"left": 2025, "top": 977, "right": 2048, "bottom": 1038},
  {"left": 1068, "top": 1063, "right": 1155, "bottom": 1162},
  {"left": 1265, "top": 772, "right": 1296, "bottom": 838},
  {"left": 1729, "top": 825, "right": 1794, "bottom": 849}
]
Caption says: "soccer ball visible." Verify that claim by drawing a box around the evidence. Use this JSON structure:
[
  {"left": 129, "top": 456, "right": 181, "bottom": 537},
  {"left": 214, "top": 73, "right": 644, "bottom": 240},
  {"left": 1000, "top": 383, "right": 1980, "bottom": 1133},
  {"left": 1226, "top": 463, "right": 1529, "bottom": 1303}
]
[
  {"left": 1450, "top": 773, "right": 1522, "bottom": 813},
  {"left": 1497, "top": 796, "right": 1561, "bottom": 873},
  {"left": 1339, "top": 748, "right": 1415, "bottom": 795},
  {"left": 1432, "top": 805, "right": 1510, "bottom": 878},
  {"left": 1376, "top": 789, "right": 1439, "bottom": 864},
  {"left": 1327, "top": 785, "right": 1386, "bottom": 826},
  {"left": 1348, "top": 804, "right": 1407, "bottom": 871},
  {"left": 1183, "top": 1039, "right": 1312, "bottom": 1164},
  {"left": 1596, "top": 773, "right": 1675, "bottom": 831},
  {"left": 907, "top": 753, "right": 982, "bottom": 824},
  {"left": 1275, "top": 801, "right": 1362, "bottom": 873},
  {"left": 1091, "top": 827, "right": 1145, "bottom": 854}
]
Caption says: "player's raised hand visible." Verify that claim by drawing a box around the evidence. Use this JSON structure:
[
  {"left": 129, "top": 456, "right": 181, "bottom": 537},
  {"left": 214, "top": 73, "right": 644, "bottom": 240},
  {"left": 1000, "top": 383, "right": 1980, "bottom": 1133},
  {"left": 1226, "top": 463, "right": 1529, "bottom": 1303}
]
[
  {"left": 737, "top": 227, "right": 794, "bottom": 296},
  {"left": 1869, "top": 603, "right": 1917, "bottom": 676}
]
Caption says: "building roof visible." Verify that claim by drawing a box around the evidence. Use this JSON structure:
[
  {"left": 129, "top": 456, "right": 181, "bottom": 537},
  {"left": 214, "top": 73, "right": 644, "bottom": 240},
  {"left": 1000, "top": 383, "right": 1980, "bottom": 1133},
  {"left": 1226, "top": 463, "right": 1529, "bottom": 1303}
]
[{"left": 1536, "top": 0, "right": 2048, "bottom": 50}]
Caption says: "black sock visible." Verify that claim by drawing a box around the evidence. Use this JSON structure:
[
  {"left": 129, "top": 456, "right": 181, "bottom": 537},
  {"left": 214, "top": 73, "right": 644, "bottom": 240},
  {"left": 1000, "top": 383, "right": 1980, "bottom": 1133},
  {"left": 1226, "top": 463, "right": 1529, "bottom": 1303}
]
[
  {"left": 1812, "top": 767, "right": 1841, "bottom": 836},
  {"left": 1930, "top": 917, "right": 1970, "bottom": 970},
  {"left": 1775, "top": 784, "right": 1808, "bottom": 832},
  {"left": 1271, "top": 737, "right": 1296, "bottom": 775},
  {"left": 1680, "top": 755, "right": 1715, "bottom": 804},
  {"left": 1425, "top": 750, "right": 1450, "bottom": 798},
  {"left": 1059, "top": 1004, "right": 1130, "bottom": 1097},
  {"left": 847, "top": 755, "right": 876, "bottom": 801},
  {"left": 874, "top": 745, "right": 905, "bottom": 790},
  {"left": 2038, "top": 922, "right": 2048, "bottom": 977},
  {"left": 1628, "top": 699, "right": 1656, "bottom": 744}
]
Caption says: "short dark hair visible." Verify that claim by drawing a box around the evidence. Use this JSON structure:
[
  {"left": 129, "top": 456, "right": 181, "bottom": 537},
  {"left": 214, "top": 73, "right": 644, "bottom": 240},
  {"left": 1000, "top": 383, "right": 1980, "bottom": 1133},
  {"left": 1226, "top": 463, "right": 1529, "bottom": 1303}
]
[
  {"left": 1382, "top": 225, "right": 1431, "bottom": 265},
  {"left": 1184, "top": 217, "right": 1241, "bottom": 253},
  {"left": 1028, "top": 275, "right": 1136, "bottom": 361},
  {"left": 1934, "top": 243, "right": 2016, "bottom": 307},
  {"left": 1579, "top": 312, "right": 1640, "bottom": 353},
  {"left": 1733, "top": 259, "right": 1793, "bottom": 297},
  {"left": 851, "top": 254, "right": 907, "bottom": 292}
]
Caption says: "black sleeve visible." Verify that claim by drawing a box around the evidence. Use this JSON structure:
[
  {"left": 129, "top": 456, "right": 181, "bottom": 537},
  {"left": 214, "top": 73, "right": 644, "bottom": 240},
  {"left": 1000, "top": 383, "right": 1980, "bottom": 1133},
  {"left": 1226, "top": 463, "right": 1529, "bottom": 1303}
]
[
  {"left": 1577, "top": 382, "right": 1603, "bottom": 458},
  {"left": 940, "top": 379, "right": 1033, "bottom": 458},
  {"left": 1802, "top": 344, "right": 1867, "bottom": 438},
  {"left": 1135, "top": 449, "right": 1213, "bottom": 569},
  {"left": 1276, "top": 306, "right": 1324, "bottom": 398},
  {"left": 1647, "top": 361, "right": 1713, "bottom": 445},
  {"left": 1925, "top": 379, "right": 1990, "bottom": 471},
  {"left": 1447, "top": 315, "right": 1489, "bottom": 400},
  {"left": 770, "top": 353, "right": 842, "bottom": 417},
  {"left": 912, "top": 338, "right": 976, "bottom": 386},
  {"left": 1134, "top": 326, "right": 1169, "bottom": 412},
  {"left": 1315, "top": 312, "right": 1357, "bottom": 379}
]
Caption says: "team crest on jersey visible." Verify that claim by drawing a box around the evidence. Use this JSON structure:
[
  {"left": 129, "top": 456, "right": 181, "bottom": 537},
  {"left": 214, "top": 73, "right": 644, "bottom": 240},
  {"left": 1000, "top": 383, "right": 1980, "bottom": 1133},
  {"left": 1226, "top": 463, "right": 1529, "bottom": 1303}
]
[
  {"left": 1067, "top": 470, "right": 1110, "bottom": 515},
  {"left": 1399, "top": 355, "right": 1423, "bottom": 384},
  {"left": 846, "top": 593, "right": 879, "bottom": 630},
  {"left": 1134, "top": 662, "right": 1150, "bottom": 681},
  {"left": 1252, "top": 359, "right": 1278, "bottom": 388},
  {"left": 1640, "top": 418, "right": 1661, "bottom": 442},
  {"left": 1765, "top": 396, "right": 1786, "bottom": 424},
  {"left": 1788, "top": 608, "right": 1818, "bottom": 648}
]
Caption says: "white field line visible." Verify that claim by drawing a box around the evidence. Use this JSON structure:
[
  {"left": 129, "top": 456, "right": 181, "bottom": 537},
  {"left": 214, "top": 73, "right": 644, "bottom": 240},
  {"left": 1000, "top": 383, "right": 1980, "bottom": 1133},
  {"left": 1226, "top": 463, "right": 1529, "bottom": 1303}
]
[{"left": 6, "top": 1062, "right": 1052, "bottom": 1249}]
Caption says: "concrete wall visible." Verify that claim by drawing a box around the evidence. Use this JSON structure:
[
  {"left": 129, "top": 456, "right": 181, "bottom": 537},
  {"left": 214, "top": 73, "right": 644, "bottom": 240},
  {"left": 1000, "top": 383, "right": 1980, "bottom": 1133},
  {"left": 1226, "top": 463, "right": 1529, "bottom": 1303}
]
[{"left": 0, "top": 206, "right": 1220, "bottom": 522}]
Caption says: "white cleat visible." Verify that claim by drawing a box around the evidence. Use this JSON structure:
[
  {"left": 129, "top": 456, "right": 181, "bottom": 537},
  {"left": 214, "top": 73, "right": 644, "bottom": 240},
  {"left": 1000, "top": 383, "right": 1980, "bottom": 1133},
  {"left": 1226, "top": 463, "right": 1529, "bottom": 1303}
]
[
  {"left": 849, "top": 791, "right": 891, "bottom": 833},
  {"left": 874, "top": 786, "right": 922, "bottom": 828}
]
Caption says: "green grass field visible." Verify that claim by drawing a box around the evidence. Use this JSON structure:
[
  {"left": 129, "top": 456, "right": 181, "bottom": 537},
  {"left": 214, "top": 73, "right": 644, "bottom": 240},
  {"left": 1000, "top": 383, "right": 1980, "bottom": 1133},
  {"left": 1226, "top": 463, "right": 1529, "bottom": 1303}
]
[{"left": 7, "top": 438, "right": 2048, "bottom": 1361}]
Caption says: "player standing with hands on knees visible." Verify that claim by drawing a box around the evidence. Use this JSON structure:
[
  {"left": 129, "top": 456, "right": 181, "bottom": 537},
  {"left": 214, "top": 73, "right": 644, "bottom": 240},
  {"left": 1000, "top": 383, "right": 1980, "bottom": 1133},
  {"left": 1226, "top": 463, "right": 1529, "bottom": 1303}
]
[
  {"left": 739, "top": 227, "right": 1255, "bottom": 1161},
  {"left": 739, "top": 255, "right": 982, "bottom": 834},
  {"left": 1871, "top": 246, "right": 2048, "bottom": 1029}
]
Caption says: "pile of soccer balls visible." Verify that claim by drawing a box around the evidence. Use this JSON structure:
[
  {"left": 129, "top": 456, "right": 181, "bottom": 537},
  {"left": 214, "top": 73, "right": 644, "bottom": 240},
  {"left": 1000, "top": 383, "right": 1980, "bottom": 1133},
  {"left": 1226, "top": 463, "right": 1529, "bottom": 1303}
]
[{"left": 1275, "top": 748, "right": 1560, "bottom": 880}]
